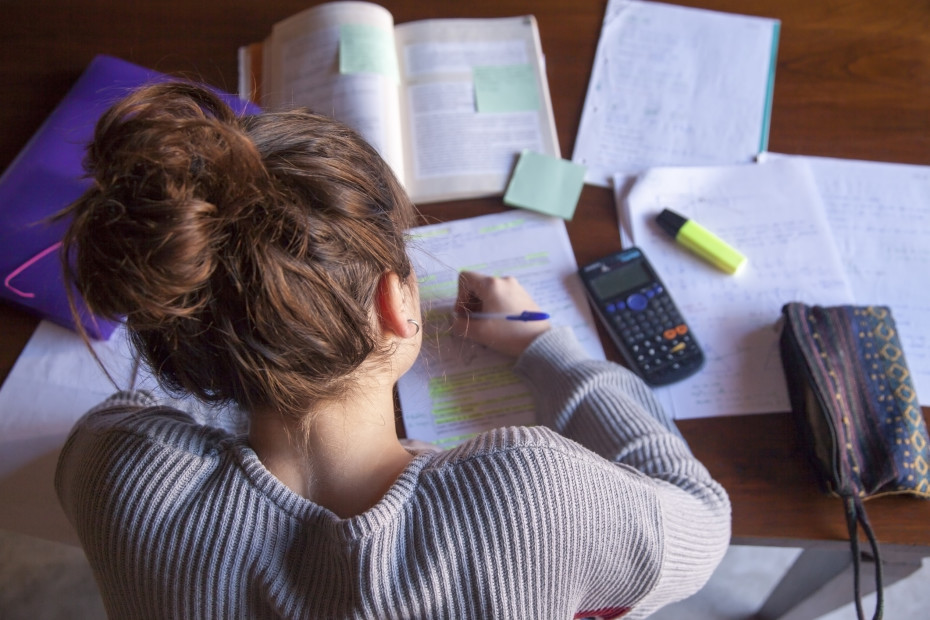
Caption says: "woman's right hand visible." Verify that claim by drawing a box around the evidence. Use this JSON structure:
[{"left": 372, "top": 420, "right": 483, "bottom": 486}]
[{"left": 451, "top": 271, "right": 551, "bottom": 358}]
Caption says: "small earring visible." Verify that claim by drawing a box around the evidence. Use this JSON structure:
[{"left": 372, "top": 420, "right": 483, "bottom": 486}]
[{"left": 407, "top": 319, "right": 420, "bottom": 336}]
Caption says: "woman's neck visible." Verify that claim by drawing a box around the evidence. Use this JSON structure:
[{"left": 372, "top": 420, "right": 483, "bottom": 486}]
[
  {"left": 249, "top": 278, "right": 423, "bottom": 518},
  {"left": 248, "top": 381, "right": 413, "bottom": 519}
]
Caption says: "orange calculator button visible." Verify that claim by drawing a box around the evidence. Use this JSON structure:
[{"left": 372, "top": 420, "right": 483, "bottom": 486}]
[{"left": 675, "top": 324, "right": 689, "bottom": 336}]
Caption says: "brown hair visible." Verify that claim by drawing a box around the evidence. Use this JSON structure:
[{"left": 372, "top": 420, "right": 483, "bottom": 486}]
[{"left": 60, "top": 81, "right": 417, "bottom": 420}]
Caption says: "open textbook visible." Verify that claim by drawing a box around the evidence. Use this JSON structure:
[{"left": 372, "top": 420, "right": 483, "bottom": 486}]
[
  {"left": 397, "top": 211, "right": 604, "bottom": 447},
  {"left": 573, "top": 0, "right": 779, "bottom": 186},
  {"left": 238, "top": 1, "right": 559, "bottom": 204},
  {"left": 617, "top": 156, "right": 929, "bottom": 420}
]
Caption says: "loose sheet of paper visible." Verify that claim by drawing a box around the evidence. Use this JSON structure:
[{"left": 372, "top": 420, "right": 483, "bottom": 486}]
[
  {"left": 398, "top": 211, "right": 604, "bottom": 446},
  {"left": 619, "top": 158, "right": 855, "bottom": 419},
  {"left": 573, "top": 0, "right": 778, "bottom": 186},
  {"left": 763, "top": 154, "right": 930, "bottom": 403}
]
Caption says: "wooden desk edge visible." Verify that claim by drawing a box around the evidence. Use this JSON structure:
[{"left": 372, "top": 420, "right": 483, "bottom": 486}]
[{"left": 679, "top": 410, "right": 930, "bottom": 547}]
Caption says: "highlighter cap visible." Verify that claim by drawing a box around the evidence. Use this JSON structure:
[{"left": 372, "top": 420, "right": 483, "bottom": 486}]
[{"left": 656, "top": 209, "right": 687, "bottom": 238}]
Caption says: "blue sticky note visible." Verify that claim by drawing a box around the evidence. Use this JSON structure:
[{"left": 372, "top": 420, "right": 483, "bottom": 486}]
[
  {"left": 473, "top": 64, "right": 540, "bottom": 113},
  {"left": 503, "top": 151, "right": 587, "bottom": 220},
  {"left": 339, "top": 24, "right": 399, "bottom": 83}
]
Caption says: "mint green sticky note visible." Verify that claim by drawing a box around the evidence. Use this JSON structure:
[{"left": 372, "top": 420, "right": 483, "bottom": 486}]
[
  {"left": 503, "top": 151, "right": 587, "bottom": 220},
  {"left": 339, "top": 23, "right": 399, "bottom": 83},
  {"left": 473, "top": 64, "right": 540, "bottom": 113}
]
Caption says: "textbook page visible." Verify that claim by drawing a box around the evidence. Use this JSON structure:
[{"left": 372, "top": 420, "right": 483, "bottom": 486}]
[
  {"left": 394, "top": 16, "right": 559, "bottom": 203},
  {"left": 573, "top": 0, "right": 779, "bottom": 187},
  {"left": 261, "top": 1, "right": 406, "bottom": 183},
  {"left": 398, "top": 211, "right": 603, "bottom": 447},
  {"left": 619, "top": 159, "right": 855, "bottom": 419},
  {"left": 764, "top": 154, "right": 930, "bottom": 404}
]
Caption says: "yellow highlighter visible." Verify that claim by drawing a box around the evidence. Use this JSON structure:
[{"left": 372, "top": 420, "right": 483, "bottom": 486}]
[{"left": 655, "top": 209, "right": 746, "bottom": 275}]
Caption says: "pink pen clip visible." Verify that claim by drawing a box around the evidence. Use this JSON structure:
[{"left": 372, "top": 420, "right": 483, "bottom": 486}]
[{"left": 4, "top": 241, "right": 62, "bottom": 298}]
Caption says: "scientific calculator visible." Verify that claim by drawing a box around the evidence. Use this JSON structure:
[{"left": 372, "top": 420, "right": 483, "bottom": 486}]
[{"left": 578, "top": 248, "right": 704, "bottom": 386}]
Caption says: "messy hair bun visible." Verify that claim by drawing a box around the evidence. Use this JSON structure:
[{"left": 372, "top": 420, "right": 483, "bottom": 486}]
[{"left": 61, "top": 81, "right": 416, "bottom": 417}]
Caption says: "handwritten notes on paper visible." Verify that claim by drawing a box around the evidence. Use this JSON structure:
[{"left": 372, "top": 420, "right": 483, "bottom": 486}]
[
  {"left": 573, "top": 0, "right": 779, "bottom": 186},
  {"left": 767, "top": 155, "right": 930, "bottom": 402},
  {"left": 398, "top": 211, "right": 604, "bottom": 446},
  {"left": 619, "top": 158, "right": 855, "bottom": 419}
]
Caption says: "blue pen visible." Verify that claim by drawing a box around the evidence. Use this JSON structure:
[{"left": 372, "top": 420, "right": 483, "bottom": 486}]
[{"left": 466, "top": 310, "right": 550, "bottom": 321}]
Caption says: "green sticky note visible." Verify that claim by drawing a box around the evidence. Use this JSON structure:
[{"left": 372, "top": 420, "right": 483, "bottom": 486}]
[
  {"left": 503, "top": 151, "right": 587, "bottom": 220},
  {"left": 339, "top": 23, "right": 399, "bottom": 83},
  {"left": 473, "top": 64, "right": 540, "bottom": 113}
]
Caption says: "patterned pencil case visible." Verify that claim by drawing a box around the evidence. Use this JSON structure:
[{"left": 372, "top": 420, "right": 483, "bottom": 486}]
[{"left": 779, "top": 303, "right": 930, "bottom": 620}]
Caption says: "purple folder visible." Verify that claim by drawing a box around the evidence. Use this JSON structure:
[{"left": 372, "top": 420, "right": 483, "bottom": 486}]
[{"left": 0, "top": 55, "right": 259, "bottom": 339}]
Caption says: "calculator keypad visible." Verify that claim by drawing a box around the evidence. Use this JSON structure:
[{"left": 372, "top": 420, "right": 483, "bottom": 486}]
[{"left": 604, "top": 284, "right": 702, "bottom": 383}]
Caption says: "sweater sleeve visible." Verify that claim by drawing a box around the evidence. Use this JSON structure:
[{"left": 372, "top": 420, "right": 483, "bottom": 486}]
[{"left": 513, "top": 327, "right": 731, "bottom": 618}]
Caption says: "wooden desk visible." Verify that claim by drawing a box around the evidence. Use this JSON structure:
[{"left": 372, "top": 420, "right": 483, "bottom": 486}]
[{"left": 2, "top": 1, "right": 928, "bottom": 617}]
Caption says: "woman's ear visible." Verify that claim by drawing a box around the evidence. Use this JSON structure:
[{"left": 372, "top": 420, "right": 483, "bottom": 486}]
[{"left": 376, "top": 272, "right": 419, "bottom": 339}]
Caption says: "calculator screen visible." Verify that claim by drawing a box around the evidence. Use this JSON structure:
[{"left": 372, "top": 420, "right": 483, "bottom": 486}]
[{"left": 590, "top": 262, "right": 651, "bottom": 300}]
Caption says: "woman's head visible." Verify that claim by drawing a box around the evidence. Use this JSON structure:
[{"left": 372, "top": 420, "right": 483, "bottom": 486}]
[{"left": 61, "top": 81, "right": 417, "bottom": 419}]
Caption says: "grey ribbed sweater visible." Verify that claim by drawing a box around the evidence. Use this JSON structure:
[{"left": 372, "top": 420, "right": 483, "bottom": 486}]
[{"left": 56, "top": 327, "right": 730, "bottom": 619}]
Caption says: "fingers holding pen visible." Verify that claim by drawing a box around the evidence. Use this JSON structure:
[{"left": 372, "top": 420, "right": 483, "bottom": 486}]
[{"left": 452, "top": 271, "right": 550, "bottom": 358}]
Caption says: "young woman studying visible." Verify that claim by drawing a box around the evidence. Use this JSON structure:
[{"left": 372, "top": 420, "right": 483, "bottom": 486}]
[{"left": 54, "top": 81, "right": 730, "bottom": 619}]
